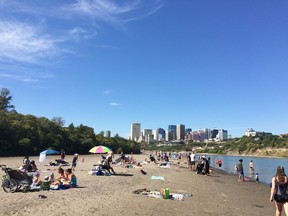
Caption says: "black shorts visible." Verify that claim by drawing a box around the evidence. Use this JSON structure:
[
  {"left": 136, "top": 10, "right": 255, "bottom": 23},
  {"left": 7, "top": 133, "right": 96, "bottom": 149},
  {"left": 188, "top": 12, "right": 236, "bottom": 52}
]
[{"left": 191, "top": 161, "right": 195, "bottom": 165}]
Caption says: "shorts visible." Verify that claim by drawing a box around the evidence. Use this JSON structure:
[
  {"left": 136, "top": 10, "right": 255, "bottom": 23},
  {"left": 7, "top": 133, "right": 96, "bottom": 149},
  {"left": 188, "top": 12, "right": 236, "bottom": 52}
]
[
  {"left": 238, "top": 171, "right": 244, "bottom": 176},
  {"left": 72, "top": 162, "right": 77, "bottom": 167},
  {"left": 191, "top": 161, "right": 195, "bottom": 165}
]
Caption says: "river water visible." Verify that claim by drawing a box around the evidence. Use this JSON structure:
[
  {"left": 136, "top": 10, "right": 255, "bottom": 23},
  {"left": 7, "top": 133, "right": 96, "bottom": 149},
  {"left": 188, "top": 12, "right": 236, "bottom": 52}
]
[{"left": 198, "top": 154, "right": 288, "bottom": 185}]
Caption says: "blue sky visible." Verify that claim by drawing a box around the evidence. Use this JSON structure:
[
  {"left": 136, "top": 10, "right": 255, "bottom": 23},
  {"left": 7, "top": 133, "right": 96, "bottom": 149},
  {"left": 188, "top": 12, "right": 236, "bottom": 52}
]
[{"left": 0, "top": 0, "right": 287, "bottom": 138}]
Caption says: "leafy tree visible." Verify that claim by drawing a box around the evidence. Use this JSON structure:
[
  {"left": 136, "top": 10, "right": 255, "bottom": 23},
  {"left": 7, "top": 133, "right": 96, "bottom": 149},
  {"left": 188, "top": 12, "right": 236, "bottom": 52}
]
[
  {"left": 51, "top": 117, "right": 65, "bottom": 126},
  {"left": 0, "top": 88, "right": 15, "bottom": 112}
]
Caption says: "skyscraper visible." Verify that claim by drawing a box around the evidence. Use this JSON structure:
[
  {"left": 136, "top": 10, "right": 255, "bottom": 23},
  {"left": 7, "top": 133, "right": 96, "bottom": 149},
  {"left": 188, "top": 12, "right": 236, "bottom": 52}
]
[
  {"left": 177, "top": 124, "right": 185, "bottom": 141},
  {"left": 105, "top": 130, "right": 111, "bottom": 138},
  {"left": 130, "top": 123, "right": 141, "bottom": 142},
  {"left": 154, "top": 128, "right": 166, "bottom": 141},
  {"left": 168, "top": 125, "right": 176, "bottom": 132}
]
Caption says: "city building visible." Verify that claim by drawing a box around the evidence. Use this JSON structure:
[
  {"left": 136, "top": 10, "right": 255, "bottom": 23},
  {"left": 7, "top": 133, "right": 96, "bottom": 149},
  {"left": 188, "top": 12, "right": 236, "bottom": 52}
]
[
  {"left": 177, "top": 124, "right": 185, "bottom": 141},
  {"left": 168, "top": 125, "right": 176, "bottom": 132},
  {"left": 166, "top": 130, "right": 177, "bottom": 141},
  {"left": 130, "top": 123, "right": 141, "bottom": 142},
  {"left": 245, "top": 128, "right": 272, "bottom": 137},
  {"left": 218, "top": 129, "right": 228, "bottom": 141},
  {"left": 154, "top": 128, "right": 166, "bottom": 142},
  {"left": 143, "top": 129, "right": 153, "bottom": 144},
  {"left": 105, "top": 130, "right": 111, "bottom": 138}
]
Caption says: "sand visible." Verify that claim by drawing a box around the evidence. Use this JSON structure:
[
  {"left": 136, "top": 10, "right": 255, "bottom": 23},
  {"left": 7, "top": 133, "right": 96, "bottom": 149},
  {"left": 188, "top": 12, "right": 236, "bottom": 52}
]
[{"left": 0, "top": 153, "right": 275, "bottom": 216}]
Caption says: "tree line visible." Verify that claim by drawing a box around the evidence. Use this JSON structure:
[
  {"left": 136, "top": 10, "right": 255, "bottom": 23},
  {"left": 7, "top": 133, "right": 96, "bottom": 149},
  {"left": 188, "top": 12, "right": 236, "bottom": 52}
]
[{"left": 0, "top": 88, "right": 140, "bottom": 156}]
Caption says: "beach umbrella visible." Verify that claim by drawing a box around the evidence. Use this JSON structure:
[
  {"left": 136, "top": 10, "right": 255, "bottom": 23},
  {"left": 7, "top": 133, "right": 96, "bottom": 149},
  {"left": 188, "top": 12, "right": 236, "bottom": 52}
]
[
  {"left": 89, "top": 146, "right": 112, "bottom": 154},
  {"left": 40, "top": 149, "right": 60, "bottom": 155},
  {"left": 39, "top": 149, "right": 59, "bottom": 163}
]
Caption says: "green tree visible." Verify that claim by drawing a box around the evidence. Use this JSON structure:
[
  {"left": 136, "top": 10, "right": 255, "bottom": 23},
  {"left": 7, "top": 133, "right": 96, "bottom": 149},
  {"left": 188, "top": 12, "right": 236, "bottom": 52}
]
[{"left": 0, "top": 88, "right": 15, "bottom": 112}]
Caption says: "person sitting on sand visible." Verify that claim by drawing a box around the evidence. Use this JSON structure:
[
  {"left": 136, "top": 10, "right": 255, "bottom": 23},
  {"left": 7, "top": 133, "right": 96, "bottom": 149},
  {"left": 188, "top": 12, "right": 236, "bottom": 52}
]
[
  {"left": 30, "top": 160, "right": 38, "bottom": 172},
  {"left": 64, "top": 168, "right": 77, "bottom": 187},
  {"left": 149, "top": 155, "right": 157, "bottom": 164},
  {"left": 102, "top": 154, "right": 116, "bottom": 175},
  {"left": 51, "top": 167, "right": 66, "bottom": 186},
  {"left": 31, "top": 172, "right": 42, "bottom": 188}
]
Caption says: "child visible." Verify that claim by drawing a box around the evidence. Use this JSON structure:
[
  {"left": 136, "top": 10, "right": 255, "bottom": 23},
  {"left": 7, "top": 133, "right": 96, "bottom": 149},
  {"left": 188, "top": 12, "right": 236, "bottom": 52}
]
[
  {"left": 255, "top": 172, "right": 259, "bottom": 183},
  {"left": 72, "top": 153, "right": 79, "bottom": 171},
  {"left": 31, "top": 172, "right": 41, "bottom": 189}
]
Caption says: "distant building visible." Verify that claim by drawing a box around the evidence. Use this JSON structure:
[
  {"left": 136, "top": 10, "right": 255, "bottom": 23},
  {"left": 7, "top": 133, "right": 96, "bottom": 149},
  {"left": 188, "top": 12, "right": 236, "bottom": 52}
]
[
  {"left": 166, "top": 131, "right": 177, "bottom": 141},
  {"left": 143, "top": 129, "right": 153, "bottom": 144},
  {"left": 218, "top": 129, "right": 228, "bottom": 141},
  {"left": 130, "top": 123, "right": 141, "bottom": 142},
  {"left": 185, "top": 128, "right": 192, "bottom": 133},
  {"left": 154, "top": 128, "right": 166, "bottom": 142},
  {"left": 168, "top": 125, "right": 176, "bottom": 132},
  {"left": 177, "top": 124, "right": 185, "bottom": 141},
  {"left": 245, "top": 128, "right": 272, "bottom": 137},
  {"left": 185, "top": 128, "right": 228, "bottom": 142},
  {"left": 105, "top": 130, "right": 111, "bottom": 138},
  {"left": 245, "top": 128, "right": 257, "bottom": 137}
]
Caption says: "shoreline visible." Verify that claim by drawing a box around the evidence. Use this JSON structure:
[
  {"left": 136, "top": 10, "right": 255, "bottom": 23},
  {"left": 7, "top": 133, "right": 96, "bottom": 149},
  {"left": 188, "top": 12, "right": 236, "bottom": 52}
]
[{"left": 0, "top": 154, "right": 275, "bottom": 215}]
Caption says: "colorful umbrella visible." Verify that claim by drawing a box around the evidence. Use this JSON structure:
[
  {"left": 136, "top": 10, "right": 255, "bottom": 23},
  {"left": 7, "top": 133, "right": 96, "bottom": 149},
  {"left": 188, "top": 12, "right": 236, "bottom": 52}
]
[{"left": 89, "top": 146, "right": 112, "bottom": 154}]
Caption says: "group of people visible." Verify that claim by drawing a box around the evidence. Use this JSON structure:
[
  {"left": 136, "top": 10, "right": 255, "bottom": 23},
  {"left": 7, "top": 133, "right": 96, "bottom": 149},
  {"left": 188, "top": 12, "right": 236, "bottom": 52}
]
[
  {"left": 22, "top": 156, "right": 38, "bottom": 172},
  {"left": 20, "top": 152, "right": 78, "bottom": 190},
  {"left": 30, "top": 166, "right": 77, "bottom": 190}
]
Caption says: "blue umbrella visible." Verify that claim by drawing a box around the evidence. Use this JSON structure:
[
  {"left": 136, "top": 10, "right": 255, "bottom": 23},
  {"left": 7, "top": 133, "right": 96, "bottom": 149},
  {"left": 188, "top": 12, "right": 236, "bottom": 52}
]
[{"left": 40, "top": 149, "right": 60, "bottom": 155}]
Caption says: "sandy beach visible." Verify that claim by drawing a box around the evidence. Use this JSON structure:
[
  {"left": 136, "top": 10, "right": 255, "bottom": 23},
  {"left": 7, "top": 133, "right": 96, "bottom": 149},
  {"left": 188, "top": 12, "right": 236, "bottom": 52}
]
[{"left": 0, "top": 153, "right": 274, "bottom": 216}]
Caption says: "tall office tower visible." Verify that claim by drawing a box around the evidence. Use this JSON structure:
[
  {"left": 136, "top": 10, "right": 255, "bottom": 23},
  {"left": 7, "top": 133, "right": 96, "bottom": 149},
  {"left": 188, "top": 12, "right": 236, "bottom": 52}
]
[
  {"left": 155, "top": 128, "right": 166, "bottom": 141},
  {"left": 211, "top": 129, "right": 219, "bottom": 139},
  {"left": 177, "top": 124, "right": 185, "bottom": 141},
  {"left": 130, "top": 123, "right": 141, "bottom": 142},
  {"left": 143, "top": 129, "right": 153, "bottom": 143},
  {"left": 166, "top": 131, "right": 177, "bottom": 141},
  {"left": 218, "top": 129, "right": 228, "bottom": 141},
  {"left": 105, "top": 130, "right": 111, "bottom": 138},
  {"left": 204, "top": 128, "right": 211, "bottom": 139},
  {"left": 168, "top": 125, "right": 176, "bottom": 132}
]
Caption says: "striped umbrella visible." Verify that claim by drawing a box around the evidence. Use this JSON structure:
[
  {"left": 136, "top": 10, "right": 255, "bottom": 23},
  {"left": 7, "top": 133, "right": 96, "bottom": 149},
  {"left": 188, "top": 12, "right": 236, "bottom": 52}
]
[{"left": 89, "top": 146, "right": 112, "bottom": 154}]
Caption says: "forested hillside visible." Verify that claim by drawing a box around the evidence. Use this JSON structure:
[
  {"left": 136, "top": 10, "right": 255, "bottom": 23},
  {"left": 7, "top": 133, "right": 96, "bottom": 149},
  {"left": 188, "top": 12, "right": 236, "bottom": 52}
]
[{"left": 0, "top": 88, "right": 140, "bottom": 156}]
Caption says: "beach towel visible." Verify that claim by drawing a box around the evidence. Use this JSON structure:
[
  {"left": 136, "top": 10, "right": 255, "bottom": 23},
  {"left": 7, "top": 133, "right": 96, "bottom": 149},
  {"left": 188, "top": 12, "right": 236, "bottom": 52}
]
[{"left": 151, "top": 176, "right": 165, "bottom": 181}]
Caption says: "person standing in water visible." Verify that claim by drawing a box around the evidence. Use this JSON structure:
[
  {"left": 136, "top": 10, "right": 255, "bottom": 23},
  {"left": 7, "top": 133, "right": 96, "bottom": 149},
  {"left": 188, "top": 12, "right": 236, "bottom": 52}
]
[{"left": 249, "top": 160, "right": 254, "bottom": 177}]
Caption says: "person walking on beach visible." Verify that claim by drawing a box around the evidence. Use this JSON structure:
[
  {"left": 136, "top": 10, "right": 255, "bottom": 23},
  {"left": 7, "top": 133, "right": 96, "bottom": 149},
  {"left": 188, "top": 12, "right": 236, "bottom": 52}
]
[
  {"left": 190, "top": 151, "right": 196, "bottom": 171},
  {"left": 270, "top": 166, "right": 288, "bottom": 216},
  {"left": 237, "top": 159, "right": 244, "bottom": 181},
  {"left": 72, "top": 153, "right": 79, "bottom": 171},
  {"left": 121, "top": 152, "right": 126, "bottom": 168},
  {"left": 187, "top": 153, "right": 192, "bottom": 170},
  {"left": 60, "top": 148, "right": 66, "bottom": 160}
]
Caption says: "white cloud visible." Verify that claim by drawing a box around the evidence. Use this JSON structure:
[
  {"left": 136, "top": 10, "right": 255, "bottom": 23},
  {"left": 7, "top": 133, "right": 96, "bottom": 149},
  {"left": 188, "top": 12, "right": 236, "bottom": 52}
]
[
  {"left": 62, "top": 0, "right": 162, "bottom": 26},
  {"left": 0, "top": 20, "right": 60, "bottom": 64},
  {"left": 109, "top": 102, "right": 121, "bottom": 106},
  {"left": 0, "top": 72, "right": 54, "bottom": 83},
  {"left": 104, "top": 90, "right": 112, "bottom": 94},
  {"left": 68, "top": 27, "right": 97, "bottom": 41}
]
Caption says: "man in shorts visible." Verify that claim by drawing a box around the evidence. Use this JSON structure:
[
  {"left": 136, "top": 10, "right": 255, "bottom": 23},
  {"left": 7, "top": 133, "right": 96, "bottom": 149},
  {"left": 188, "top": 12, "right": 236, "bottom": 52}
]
[{"left": 190, "top": 151, "right": 196, "bottom": 171}]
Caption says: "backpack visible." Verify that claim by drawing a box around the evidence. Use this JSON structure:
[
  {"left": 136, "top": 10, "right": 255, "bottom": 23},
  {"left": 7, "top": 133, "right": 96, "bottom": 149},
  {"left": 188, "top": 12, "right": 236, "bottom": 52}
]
[{"left": 274, "top": 181, "right": 288, "bottom": 202}]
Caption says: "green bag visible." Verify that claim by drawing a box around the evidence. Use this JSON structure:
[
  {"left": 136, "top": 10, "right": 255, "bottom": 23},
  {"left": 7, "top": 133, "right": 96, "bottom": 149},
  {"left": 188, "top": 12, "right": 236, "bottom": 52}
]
[{"left": 40, "top": 181, "right": 50, "bottom": 190}]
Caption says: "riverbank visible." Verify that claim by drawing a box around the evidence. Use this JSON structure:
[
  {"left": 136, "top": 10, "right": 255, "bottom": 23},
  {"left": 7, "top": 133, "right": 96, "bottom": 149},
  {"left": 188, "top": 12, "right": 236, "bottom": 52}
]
[{"left": 0, "top": 154, "right": 274, "bottom": 216}]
